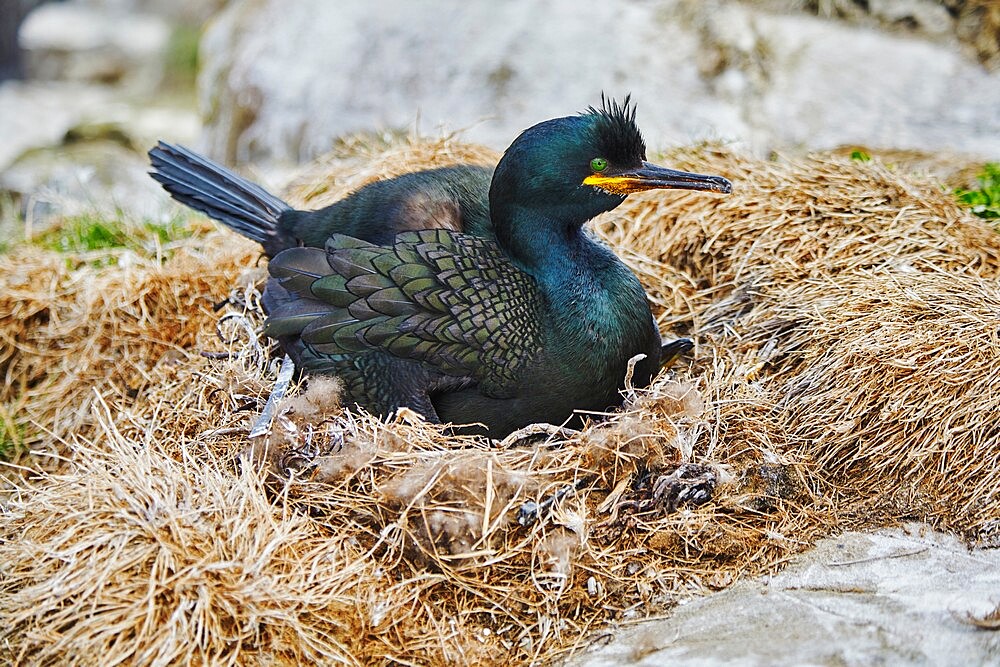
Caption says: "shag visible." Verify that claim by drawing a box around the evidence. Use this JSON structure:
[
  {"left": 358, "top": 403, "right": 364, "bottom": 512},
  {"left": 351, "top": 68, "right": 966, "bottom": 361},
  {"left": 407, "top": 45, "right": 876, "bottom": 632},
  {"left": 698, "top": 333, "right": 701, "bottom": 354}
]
[{"left": 148, "top": 97, "right": 731, "bottom": 437}]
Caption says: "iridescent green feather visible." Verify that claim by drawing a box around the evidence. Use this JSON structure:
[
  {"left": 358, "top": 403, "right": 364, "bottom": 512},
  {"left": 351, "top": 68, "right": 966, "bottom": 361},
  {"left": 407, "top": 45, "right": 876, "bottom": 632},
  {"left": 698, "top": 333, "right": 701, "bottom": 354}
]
[{"left": 265, "top": 229, "right": 544, "bottom": 397}]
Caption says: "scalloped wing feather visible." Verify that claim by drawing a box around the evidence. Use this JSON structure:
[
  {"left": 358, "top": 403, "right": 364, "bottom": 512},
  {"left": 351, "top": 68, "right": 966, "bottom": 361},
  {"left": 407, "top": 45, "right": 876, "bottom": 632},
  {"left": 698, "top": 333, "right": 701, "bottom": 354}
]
[{"left": 264, "top": 229, "right": 543, "bottom": 397}]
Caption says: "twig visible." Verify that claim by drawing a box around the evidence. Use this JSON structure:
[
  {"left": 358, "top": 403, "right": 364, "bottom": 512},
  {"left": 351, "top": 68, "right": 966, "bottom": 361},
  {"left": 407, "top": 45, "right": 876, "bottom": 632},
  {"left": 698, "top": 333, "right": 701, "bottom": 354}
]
[{"left": 828, "top": 547, "right": 928, "bottom": 567}]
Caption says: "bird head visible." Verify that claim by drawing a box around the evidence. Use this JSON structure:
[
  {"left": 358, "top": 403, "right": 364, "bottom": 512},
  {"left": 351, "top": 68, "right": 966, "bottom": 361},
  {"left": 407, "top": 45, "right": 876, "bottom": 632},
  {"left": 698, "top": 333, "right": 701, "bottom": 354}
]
[{"left": 490, "top": 96, "right": 732, "bottom": 233}]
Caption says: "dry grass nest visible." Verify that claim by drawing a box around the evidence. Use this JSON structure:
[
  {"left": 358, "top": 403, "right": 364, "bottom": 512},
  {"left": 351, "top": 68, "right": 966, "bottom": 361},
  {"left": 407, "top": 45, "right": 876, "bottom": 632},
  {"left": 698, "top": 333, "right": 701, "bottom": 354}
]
[{"left": 2, "top": 134, "right": 998, "bottom": 665}]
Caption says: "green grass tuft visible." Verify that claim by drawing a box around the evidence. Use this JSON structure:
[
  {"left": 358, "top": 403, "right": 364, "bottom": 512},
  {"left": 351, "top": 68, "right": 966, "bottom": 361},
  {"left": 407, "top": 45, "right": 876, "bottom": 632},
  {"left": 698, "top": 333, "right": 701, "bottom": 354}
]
[
  {"left": 30, "top": 212, "right": 196, "bottom": 264},
  {"left": 38, "top": 215, "right": 129, "bottom": 253},
  {"left": 955, "top": 163, "right": 1000, "bottom": 220}
]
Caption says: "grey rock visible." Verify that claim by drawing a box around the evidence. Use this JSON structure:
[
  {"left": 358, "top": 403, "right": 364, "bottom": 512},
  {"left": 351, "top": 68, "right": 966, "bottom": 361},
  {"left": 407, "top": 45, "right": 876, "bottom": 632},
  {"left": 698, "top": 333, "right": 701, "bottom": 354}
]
[
  {"left": 569, "top": 525, "right": 1000, "bottom": 667},
  {"left": 0, "top": 80, "right": 199, "bottom": 170},
  {"left": 19, "top": 0, "right": 171, "bottom": 90},
  {"left": 0, "top": 81, "right": 115, "bottom": 169},
  {"left": 1, "top": 0, "right": 203, "bottom": 236},
  {"left": 196, "top": 0, "right": 1000, "bottom": 166},
  {"left": 747, "top": 11, "right": 999, "bottom": 154},
  {"left": 2, "top": 140, "right": 180, "bottom": 231},
  {"left": 0, "top": 79, "right": 199, "bottom": 235},
  {"left": 197, "top": 0, "right": 738, "bottom": 164}
]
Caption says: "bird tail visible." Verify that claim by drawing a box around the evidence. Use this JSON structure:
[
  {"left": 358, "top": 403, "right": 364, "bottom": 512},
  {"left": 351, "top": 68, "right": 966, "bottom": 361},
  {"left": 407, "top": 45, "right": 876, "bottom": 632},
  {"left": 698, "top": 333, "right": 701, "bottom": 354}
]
[{"left": 148, "top": 141, "right": 292, "bottom": 252}]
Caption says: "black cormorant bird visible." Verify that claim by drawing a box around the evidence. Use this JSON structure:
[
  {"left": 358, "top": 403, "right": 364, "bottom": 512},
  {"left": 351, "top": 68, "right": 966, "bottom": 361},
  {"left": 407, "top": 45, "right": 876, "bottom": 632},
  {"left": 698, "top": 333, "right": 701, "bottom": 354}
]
[{"left": 149, "top": 97, "right": 731, "bottom": 437}]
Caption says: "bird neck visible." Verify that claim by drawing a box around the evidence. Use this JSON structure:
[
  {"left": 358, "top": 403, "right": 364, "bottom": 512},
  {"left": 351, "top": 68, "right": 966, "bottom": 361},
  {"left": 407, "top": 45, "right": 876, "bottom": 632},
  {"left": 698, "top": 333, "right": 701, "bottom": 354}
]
[
  {"left": 495, "top": 206, "right": 651, "bottom": 331},
  {"left": 494, "top": 206, "right": 591, "bottom": 284},
  {"left": 497, "top": 207, "right": 658, "bottom": 391}
]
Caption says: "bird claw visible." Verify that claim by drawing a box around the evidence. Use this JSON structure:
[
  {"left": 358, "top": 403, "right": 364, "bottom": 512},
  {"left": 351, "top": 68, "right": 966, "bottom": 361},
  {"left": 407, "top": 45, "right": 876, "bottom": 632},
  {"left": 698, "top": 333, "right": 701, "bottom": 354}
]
[
  {"left": 594, "top": 463, "right": 719, "bottom": 534},
  {"left": 650, "top": 463, "right": 718, "bottom": 512}
]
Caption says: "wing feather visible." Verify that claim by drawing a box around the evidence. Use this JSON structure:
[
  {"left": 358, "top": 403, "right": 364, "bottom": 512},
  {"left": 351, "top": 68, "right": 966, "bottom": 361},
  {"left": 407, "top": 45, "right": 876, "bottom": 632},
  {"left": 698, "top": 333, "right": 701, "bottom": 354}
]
[{"left": 264, "top": 228, "right": 543, "bottom": 397}]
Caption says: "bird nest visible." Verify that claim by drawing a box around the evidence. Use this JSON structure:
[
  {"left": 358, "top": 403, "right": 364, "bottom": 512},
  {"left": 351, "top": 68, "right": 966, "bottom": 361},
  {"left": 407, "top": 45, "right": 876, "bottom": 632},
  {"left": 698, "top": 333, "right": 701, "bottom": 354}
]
[{"left": 2, "top": 135, "right": 998, "bottom": 666}]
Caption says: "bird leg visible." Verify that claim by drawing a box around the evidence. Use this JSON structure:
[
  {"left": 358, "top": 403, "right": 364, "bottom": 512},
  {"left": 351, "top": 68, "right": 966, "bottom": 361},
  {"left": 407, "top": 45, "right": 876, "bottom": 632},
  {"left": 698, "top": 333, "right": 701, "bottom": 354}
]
[{"left": 249, "top": 354, "right": 297, "bottom": 438}]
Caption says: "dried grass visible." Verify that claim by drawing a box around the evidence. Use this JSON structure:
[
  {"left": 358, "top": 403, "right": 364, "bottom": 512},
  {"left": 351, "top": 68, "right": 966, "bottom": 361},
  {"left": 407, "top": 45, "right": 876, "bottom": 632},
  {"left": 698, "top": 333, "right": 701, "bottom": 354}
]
[
  {"left": 596, "top": 145, "right": 1000, "bottom": 536},
  {"left": 1, "top": 136, "right": 998, "bottom": 665},
  {"left": 0, "top": 221, "right": 260, "bottom": 464}
]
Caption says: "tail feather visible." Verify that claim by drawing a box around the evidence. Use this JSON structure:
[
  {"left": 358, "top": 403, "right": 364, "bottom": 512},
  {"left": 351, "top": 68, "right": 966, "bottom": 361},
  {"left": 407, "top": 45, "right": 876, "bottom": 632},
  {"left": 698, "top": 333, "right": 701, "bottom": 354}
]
[{"left": 148, "top": 141, "right": 292, "bottom": 252}]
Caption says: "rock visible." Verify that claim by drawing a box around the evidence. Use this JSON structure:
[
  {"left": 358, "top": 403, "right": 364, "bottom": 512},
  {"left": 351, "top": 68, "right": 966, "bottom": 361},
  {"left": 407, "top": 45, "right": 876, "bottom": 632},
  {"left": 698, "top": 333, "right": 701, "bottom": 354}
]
[
  {"left": 798, "top": 0, "right": 1000, "bottom": 68},
  {"left": 1, "top": 0, "right": 204, "bottom": 238},
  {"left": 19, "top": 0, "right": 171, "bottom": 90},
  {"left": 1, "top": 139, "right": 178, "bottom": 232},
  {"left": 197, "top": 0, "right": 1000, "bottom": 166},
  {"left": 0, "top": 80, "right": 199, "bottom": 170},
  {"left": 196, "top": 0, "right": 745, "bottom": 164},
  {"left": 569, "top": 525, "right": 1000, "bottom": 667},
  {"left": 744, "top": 11, "right": 999, "bottom": 154},
  {"left": 0, "top": 81, "right": 115, "bottom": 169},
  {"left": 0, "top": 80, "right": 200, "bottom": 235}
]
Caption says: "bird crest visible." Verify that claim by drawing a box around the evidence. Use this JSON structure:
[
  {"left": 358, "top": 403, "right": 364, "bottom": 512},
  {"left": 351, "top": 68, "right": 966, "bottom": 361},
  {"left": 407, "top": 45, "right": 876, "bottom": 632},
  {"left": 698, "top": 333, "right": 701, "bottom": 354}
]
[{"left": 584, "top": 94, "right": 647, "bottom": 163}]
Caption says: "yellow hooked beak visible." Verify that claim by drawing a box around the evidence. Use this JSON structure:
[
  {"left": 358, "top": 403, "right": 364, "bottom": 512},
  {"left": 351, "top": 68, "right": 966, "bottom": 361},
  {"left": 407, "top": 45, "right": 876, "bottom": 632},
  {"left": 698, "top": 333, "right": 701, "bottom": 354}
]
[{"left": 584, "top": 161, "right": 732, "bottom": 196}]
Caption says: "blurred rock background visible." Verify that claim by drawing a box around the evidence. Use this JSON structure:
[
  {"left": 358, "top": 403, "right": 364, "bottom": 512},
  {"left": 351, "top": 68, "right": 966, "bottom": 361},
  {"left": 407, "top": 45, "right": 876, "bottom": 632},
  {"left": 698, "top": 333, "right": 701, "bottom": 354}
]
[
  {"left": 0, "top": 0, "right": 220, "bottom": 230},
  {"left": 198, "top": 0, "right": 1000, "bottom": 165},
  {"left": 1, "top": 0, "right": 998, "bottom": 237}
]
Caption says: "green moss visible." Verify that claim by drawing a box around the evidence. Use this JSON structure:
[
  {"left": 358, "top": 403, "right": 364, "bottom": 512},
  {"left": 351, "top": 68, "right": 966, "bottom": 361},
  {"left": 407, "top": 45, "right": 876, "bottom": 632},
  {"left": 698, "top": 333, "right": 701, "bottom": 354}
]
[
  {"left": 145, "top": 215, "right": 194, "bottom": 246},
  {"left": 955, "top": 163, "right": 1000, "bottom": 220},
  {"left": 850, "top": 149, "right": 872, "bottom": 162}
]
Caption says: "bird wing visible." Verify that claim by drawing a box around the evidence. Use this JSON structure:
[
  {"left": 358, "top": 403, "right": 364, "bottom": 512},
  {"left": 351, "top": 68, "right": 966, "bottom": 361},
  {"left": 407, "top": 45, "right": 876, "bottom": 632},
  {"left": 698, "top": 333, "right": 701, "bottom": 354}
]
[{"left": 263, "top": 229, "right": 544, "bottom": 398}]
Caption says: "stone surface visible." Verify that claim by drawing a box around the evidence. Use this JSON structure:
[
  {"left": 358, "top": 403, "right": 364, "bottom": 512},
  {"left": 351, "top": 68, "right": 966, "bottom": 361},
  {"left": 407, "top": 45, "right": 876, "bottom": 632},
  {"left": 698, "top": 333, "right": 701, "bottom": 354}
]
[
  {"left": 0, "top": 80, "right": 199, "bottom": 169},
  {"left": 2, "top": 140, "right": 181, "bottom": 229},
  {"left": 748, "top": 10, "right": 999, "bottom": 154},
  {"left": 1, "top": 0, "right": 203, "bottom": 234},
  {"left": 569, "top": 525, "right": 1000, "bottom": 667},
  {"left": 0, "top": 80, "right": 199, "bottom": 231},
  {"left": 0, "top": 81, "right": 115, "bottom": 168},
  {"left": 19, "top": 0, "right": 171, "bottom": 89},
  {"left": 196, "top": 0, "right": 1000, "bottom": 165}
]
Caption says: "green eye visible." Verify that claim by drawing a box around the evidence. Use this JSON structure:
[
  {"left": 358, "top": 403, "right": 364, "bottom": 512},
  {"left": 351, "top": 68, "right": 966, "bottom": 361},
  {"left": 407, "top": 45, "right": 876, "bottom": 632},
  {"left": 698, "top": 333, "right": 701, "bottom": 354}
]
[{"left": 590, "top": 157, "right": 608, "bottom": 172}]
